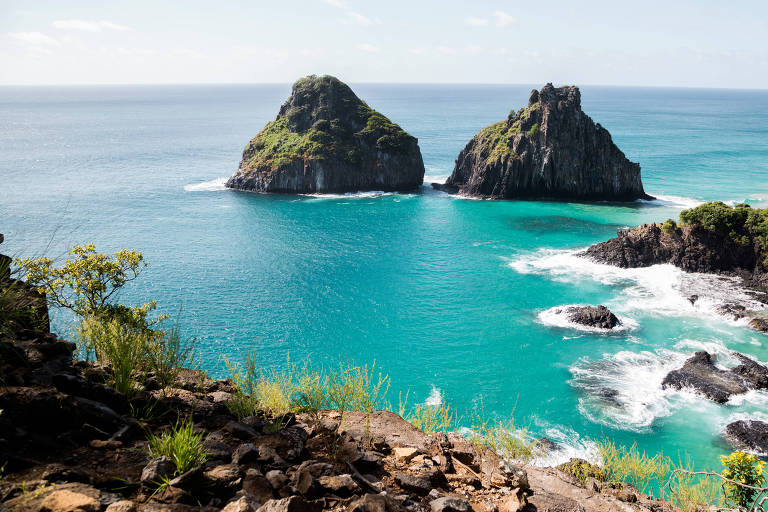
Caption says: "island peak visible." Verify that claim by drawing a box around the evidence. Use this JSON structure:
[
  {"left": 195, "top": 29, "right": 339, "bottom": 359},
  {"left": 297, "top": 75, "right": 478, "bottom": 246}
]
[
  {"left": 226, "top": 74, "right": 425, "bottom": 194},
  {"left": 443, "top": 83, "right": 651, "bottom": 201}
]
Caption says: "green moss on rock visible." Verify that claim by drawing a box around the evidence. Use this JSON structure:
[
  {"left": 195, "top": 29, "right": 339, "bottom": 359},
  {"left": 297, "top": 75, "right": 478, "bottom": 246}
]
[{"left": 241, "top": 75, "right": 415, "bottom": 172}]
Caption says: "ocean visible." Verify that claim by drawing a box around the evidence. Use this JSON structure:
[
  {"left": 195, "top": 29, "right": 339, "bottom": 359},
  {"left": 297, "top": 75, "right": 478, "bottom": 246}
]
[{"left": 2, "top": 83, "right": 768, "bottom": 469}]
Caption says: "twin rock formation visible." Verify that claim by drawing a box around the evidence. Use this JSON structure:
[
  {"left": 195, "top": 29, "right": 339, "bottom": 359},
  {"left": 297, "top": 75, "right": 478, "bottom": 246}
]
[{"left": 226, "top": 76, "right": 649, "bottom": 200}]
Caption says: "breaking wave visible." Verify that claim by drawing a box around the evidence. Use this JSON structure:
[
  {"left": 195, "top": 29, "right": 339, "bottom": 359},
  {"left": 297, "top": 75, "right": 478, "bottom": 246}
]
[{"left": 184, "top": 177, "right": 228, "bottom": 191}]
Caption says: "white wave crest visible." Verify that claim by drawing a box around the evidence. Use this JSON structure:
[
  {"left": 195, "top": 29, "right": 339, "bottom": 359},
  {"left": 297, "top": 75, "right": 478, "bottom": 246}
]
[
  {"left": 510, "top": 248, "right": 766, "bottom": 324},
  {"left": 424, "top": 386, "right": 443, "bottom": 406},
  {"left": 538, "top": 304, "right": 638, "bottom": 333},
  {"left": 300, "top": 190, "right": 403, "bottom": 199},
  {"left": 637, "top": 194, "right": 704, "bottom": 209},
  {"left": 570, "top": 349, "right": 689, "bottom": 431},
  {"left": 184, "top": 177, "right": 228, "bottom": 191},
  {"left": 529, "top": 422, "right": 600, "bottom": 467}
]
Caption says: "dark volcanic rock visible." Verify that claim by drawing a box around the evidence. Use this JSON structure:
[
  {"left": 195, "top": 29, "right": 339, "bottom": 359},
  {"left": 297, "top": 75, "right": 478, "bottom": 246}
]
[
  {"left": 724, "top": 420, "right": 768, "bottom": 454},
  {"left": 661, "top": 351, "right": 768, "bottom": 403},
  {"left": 444, "top": 83, "right": 649, "bottom": 201},
  {"left": 226, "top": 75, "right": 424, "bottom": 194},
  {"left": 582, "top": 223, "right": 760, "bottom": 274},
  {"left": 557, "top": 305, "right": 621, "bottom": 329}
]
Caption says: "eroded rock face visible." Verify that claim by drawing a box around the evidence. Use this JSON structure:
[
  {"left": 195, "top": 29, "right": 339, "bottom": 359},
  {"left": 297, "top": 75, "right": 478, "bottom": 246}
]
[
  {"left": 724, "top": 420, "right": 768, "bottom": 455},
  {"left": 661, "top": 351, "right": 768, "bottom": 403},
  {"left": 558, "top": 305, "right": 620, "bottom": 329},
  {"left": 226, "top": 75, "right": 424, "bottom": 194},
  {"left": 444, "top": 83, "right": 649, "bottom": 201},
  {"left": 582, "top": 223, "right": 760, "bottom": 274}
]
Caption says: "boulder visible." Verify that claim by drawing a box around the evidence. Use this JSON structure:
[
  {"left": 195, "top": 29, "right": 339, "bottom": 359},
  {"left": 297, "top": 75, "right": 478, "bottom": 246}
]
[
  {"left": 444, "top": 83, "right": 649, "bottom": 201},
  {"left": 749, "top": 318, "right": 768, "bottom": 333},
  {"left": 40, "top": 489, "right": 100, "bottom": 512},
  {"left": 393, "top": 471, "right": 432, "bottom": 495},
  {"left": 557, "top": 305, "right": 621, "bottom": 329},
  {"left": 141, "top": 456, "right": 176, "bottom": 484},
  {"left": 105, "top": 501, "right": 137, "bottom": 512},
  {"left": 661, "top": 351, "right": 768, "bottom": 403},
  {"left": 724, "top": 420, "right": 768, "bottom": 454},
  {"left": 226, "top": 75, "right": 424, "bottom": 194},
  {"left": 222, "top": 496, "right": 261, "bottom": 512},
  {"left": 430, "top": 496, "right": 471, "bottom": 512},
  {"left": 256, "top": 496, "right": 322, "bottom": 512},
  {"left": 347, "top": 493, "right": 400, "bottom": 512}
]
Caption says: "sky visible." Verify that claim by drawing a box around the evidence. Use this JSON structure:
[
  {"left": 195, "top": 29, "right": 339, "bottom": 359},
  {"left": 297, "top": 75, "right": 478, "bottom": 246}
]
[{"left": 1, "top": 0, "right": 767, "bottom": 88}]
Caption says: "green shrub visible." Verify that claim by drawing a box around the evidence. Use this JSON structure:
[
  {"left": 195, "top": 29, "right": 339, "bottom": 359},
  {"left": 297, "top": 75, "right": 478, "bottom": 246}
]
[
  {"left": 225, "top": 352, "right": 391, "bottom": 426},
  {"left": 679, "top": 202, "right": 752, "bottom": 245},
  {"left": 661, "top": 218, "right": 677, "bottom": 233},
  {"left": 77, "top": 315, "right": 152, "bottom": 396},
  {"left": 597, "top": 439, "right": 672, "bottom": 497},
  {"left": 399, "top": 390, "right": 457, "bottom": 435},
  {"left": 77, "top": 313, "right": 196, "bottom": 396},
  {"left": 558, "top": 458, "right": 604, "bottom": 484},
  {"left": 468, "top": 399, "right": 535, "bottom": 463},
  {"left": 720, "top": 451, "right": 766, "bottom": 508},
  {"left": 15, "top": 244, "right": 151, "bottom": 319},
  {"left": 147, "top": 417, "right": 208, "bottom": 475},
  {"left": 148, "top": 320, "right": 197, "bottom": 390},
  {"left": 527, "top": 122, "right": 540, "bottom": 137}
]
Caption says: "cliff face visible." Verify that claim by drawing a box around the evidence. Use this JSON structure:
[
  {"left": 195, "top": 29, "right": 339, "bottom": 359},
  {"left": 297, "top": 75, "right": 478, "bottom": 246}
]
[
  {"left": 582, "top": 223, "right": 762, "bottom": 274},
  {"left": 444, "top": 83, "right": 650, "bottom": 201},
  {"left": 581, "top": 223, "right": 768, "bottom": 288},
  {"left": 226, "top": 75, "right": 425, "bottom": 194}
]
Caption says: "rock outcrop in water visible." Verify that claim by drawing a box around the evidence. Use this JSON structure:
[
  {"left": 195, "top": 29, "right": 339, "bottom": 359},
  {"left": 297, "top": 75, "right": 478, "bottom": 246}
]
[
  {"left": 226, "top": 75, "right": 425, "bottom": 194},
  {"left": 442, "top": 83, "right": 650, "bottom": 201},
  {"left": 582, "top": 223, "right": 762, "bottom": 275},
  {"left": 661, "top": 351, "right": 768, "bottom": 403},
  {"left": 555, "top": 305, "right": 621, "bottom": 329},
  {"left": 724, "top": 420, "right": 768, "bottom": 455},
  {"left": 583, "top": 202, "right": 768, "bottom": 330}
]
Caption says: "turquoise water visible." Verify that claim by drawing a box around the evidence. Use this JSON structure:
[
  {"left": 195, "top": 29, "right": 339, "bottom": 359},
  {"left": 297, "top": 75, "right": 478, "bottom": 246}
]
[{"left": 2, "top": 84, "right": 768, "bottom": 469}]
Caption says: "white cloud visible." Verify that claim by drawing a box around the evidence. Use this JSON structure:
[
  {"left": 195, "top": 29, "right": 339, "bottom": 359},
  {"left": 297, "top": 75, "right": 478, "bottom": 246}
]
[
  {"left": 466, "top": 16, "right": 489, "bottom": 27},
  {"left": 323, "top": 0, "right": 347, "bottom": 7},
  {"left": 8, "top": 32, "right": 61, "bottom": 46},
  {"left": 358, "top": 43, "right": 380, "bottom": 53},
  {"left": 343, "top": 12, "right": 381, "bottom": 25},
  {"left": 53, "top": 19, "right": 130, "bottom": 32},
  {"left": 493, "top": 11, "right": 517, "bottom": 27}
]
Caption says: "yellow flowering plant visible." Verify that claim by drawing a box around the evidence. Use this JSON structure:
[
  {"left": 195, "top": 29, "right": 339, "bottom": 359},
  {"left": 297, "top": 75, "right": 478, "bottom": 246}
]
[{"left": 720, "top": 451, "right": 767, "bottom": 508}]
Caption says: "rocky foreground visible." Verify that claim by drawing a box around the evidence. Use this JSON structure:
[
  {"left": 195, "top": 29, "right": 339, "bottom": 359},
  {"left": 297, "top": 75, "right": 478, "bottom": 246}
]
[
  {"left": 226, "top": 75, "right": 425, "bottom": 194},
  {"left": 442, "top": 83, "right": 650, "bottom": 201},
  {"left": 0, "top": 308, "right": 675, "bottom": 511}
]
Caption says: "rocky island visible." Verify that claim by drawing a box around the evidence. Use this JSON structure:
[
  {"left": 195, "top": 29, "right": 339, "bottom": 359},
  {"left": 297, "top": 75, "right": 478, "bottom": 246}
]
[
  {"left": 226, "top": 75, "right": 425, "bottom": 194},
  {"left": 441, "top": 83, "right": 650, "bottom": 201}
]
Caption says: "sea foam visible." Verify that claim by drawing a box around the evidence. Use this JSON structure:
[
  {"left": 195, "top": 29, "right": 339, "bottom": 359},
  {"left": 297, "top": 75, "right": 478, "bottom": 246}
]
[
  {"left": 184, "top": 177, "right": 228, "bottom": 191},
  {"left": 538, "top": 304, "right": 638, "bottom": 333}
]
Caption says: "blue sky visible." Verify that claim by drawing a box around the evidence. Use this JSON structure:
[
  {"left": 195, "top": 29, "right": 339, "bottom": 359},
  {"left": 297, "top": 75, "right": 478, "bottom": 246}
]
[{"left": 1, "top": 0, "right": 767, "bottom": 87}]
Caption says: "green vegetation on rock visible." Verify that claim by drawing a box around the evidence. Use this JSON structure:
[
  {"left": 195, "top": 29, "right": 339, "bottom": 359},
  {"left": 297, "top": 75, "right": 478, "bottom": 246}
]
[
  {"left": 678, "top": 201, "right": 768, "bottom": 262},
  {"left": 475, "top": 102, "right": 545, "bottom": 164},
  {"left": 241, "top": 75, "right": 415, "bottom": 172}
]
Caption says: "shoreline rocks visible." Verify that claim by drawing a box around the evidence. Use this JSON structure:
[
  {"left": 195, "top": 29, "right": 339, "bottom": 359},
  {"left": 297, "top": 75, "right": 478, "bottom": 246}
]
[
  {"left": 582, "top": 220, "right": 768, "bottom": 332},
  {"left": 661, "top": 351, "right": 768, "bottom": 403},
  {"left": 226, "top": 75, "right": 425, "bottom": 194},
  {"left": 724, "top": 420, "right": 768, "bottom": 455},
  {"left": 444, "top": 83, "right": 651, "bottom": 201}
]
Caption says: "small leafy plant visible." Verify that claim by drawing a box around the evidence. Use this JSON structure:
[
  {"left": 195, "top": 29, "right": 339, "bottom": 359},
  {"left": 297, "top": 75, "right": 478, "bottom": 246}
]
[
  {"left": 147, "top": 417, "right": 208, "bottom": 475},
  {"left": 720, "top": 451, "right": 767, "bottom": 509}
]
